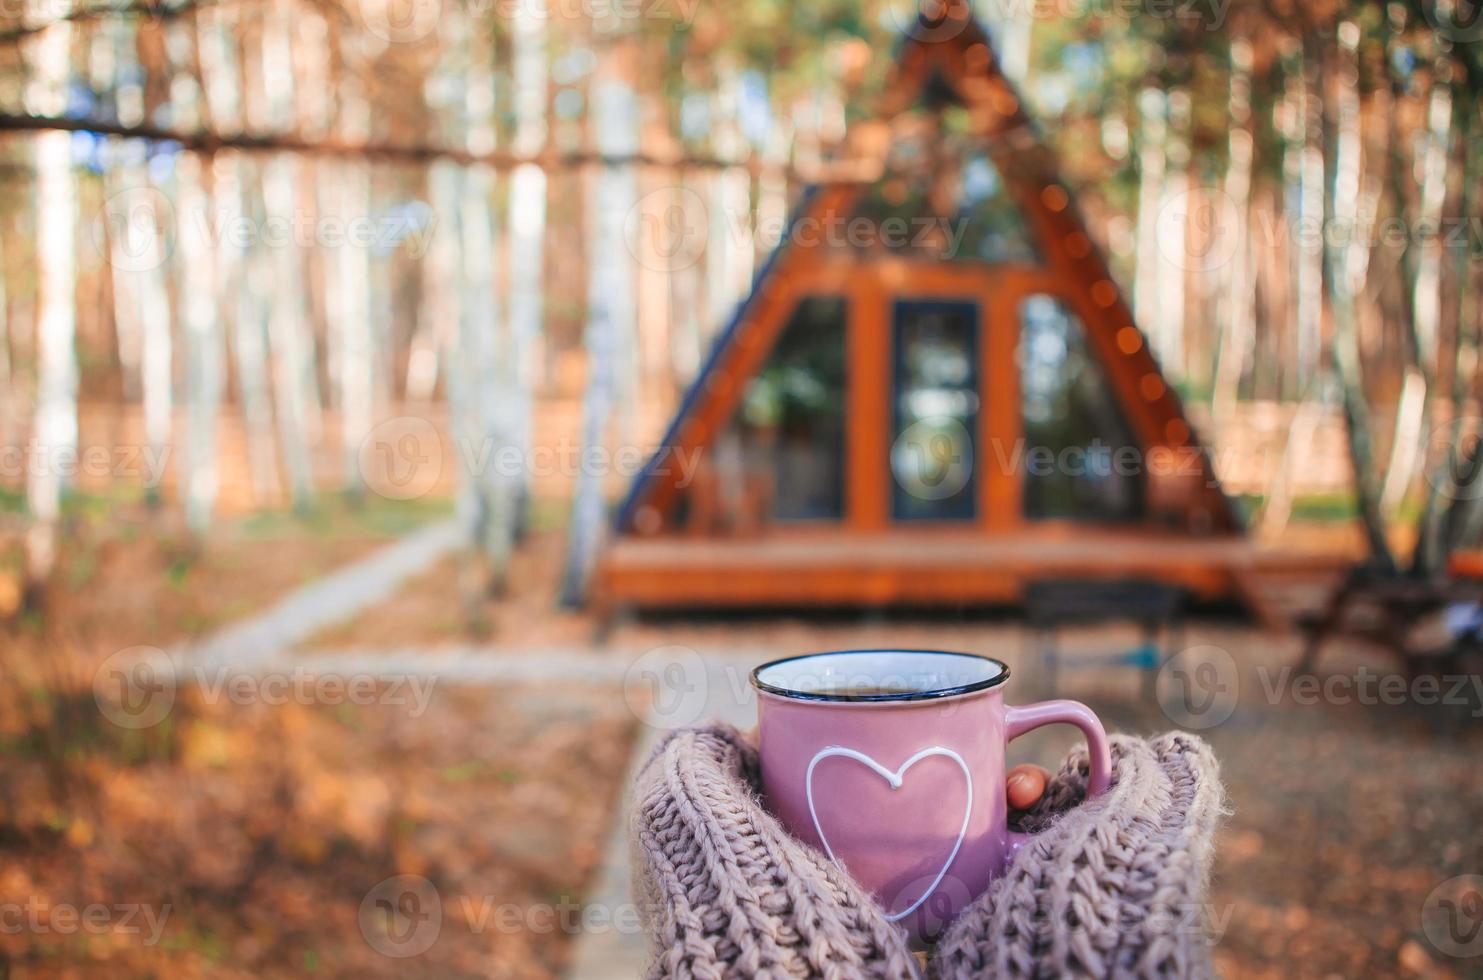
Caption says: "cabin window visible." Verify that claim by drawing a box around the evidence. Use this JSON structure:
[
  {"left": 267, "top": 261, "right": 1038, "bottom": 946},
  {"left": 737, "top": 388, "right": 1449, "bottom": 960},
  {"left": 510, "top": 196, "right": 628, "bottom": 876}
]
[
  {"left": 890, "top": 301, "right": 979, "bottom": 521},
  {"left": 1018, "top": 294, "right": 1143, "bottom": 522},
  {"left": 670, "top": 296, "right": 848, "bottom": 531},
  {"left": 743, "top": 296, "right": 849, "bottom": 520}
]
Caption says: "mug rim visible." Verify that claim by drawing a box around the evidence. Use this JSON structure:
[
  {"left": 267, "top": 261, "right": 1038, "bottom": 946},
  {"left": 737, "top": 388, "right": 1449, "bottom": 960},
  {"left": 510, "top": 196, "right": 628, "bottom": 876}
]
[{"left": 750, "top": 648, "right": 1011, "bottom": 704}]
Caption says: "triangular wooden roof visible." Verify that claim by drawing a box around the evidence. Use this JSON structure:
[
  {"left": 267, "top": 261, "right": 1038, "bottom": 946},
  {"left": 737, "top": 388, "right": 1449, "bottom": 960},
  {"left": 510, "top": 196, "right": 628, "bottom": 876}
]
[{"left": 616, "top": 3, "right": 1240, "bottom": 536}]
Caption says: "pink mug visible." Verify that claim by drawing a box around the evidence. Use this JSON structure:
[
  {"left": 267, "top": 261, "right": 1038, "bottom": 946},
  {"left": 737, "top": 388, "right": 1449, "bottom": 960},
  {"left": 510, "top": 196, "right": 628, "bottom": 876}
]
[{"left": 751, "top": 648, "right": 1111, "bottom": 944}]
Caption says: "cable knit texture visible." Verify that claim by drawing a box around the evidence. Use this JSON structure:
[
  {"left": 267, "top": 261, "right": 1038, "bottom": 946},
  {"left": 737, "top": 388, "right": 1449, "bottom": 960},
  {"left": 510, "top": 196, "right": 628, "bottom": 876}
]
[{"left": 631, "top": 725, "right": 1224, "bottom": 979}]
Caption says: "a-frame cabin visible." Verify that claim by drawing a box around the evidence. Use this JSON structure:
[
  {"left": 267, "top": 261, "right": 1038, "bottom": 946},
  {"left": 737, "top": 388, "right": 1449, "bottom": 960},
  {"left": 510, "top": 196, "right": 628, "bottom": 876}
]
[{"left": 598, "top": 5, "right": 1256, "bottom": 612}]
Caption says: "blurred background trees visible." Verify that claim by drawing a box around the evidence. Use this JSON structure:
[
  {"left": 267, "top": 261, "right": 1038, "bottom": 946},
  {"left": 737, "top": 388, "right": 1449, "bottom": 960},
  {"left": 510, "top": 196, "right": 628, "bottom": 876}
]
[{"left": 0, "top": 0, "right": 1479, "bottom": 609}]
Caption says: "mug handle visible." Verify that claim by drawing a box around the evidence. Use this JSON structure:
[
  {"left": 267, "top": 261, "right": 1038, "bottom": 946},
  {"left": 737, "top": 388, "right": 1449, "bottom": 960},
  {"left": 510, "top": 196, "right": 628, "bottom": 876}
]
[{"left": 1004, "top": 700, "right": 1112, "bottom": 856}]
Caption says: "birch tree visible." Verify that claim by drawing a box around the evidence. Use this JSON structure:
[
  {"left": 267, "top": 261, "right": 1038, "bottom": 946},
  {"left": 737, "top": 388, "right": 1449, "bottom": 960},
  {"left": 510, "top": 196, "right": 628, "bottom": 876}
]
[
  {"left": 330, "top": 63, "right": 375, "bottom": 499},
  {"left": 507, "top": 1, "right": 548, "bottom": 534},
  {"left": 1211, "top": 37, "right": 1254, "bottom": 422},
  {"left": 1132, "top": 86, "right": 1167, "bottom": 360},
  {"left": 162, "top": 19, "right": 226, "bottom": 537},
  {"left": 706, "top": 67, "right": 754, "bottom": 342},
  {"left": 259, "top": 0, "right": 317, "bottom": 510},
  {"left": 1156, "top": 89, "right": 1191, "bottom": 378},
  {"left": 176, "top": 152, "right": 224, "bottom": 537},
  {"left": 0, "top": 217, "right": 11, "bottom": 442},
  {"left": 561, "top": 69, "right": 639, "bottom": 607},
  {"left": 1293, "top": 44, "right": 1325, "bottom": 393},
  {"left": 460, "top": 18, "right": 515, "bottom": 589},
  {"left": 1327, "top": 21, "right": 1394, "bottom": 570},
  {"left": 1379, "top": 60, "right": 1452, "bottom": 516},
  {"left": 23, "top": 2, "right": 77, "bottom": 593},
  {"left": 229, "top": 157, "right": 282, "bottom": 505},
  {"left": 101, "top": 18, "right": 173, "bottom": 507}
]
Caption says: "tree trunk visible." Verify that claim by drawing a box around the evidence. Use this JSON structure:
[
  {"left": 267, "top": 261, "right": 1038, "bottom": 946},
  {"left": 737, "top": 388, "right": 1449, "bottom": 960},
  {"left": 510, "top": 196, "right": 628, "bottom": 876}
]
[
  {"left": 507, "top": 0, "right": 547, "bottom": 535},
  {"left": 229, "top": 155, "right": 281, "bottom": 505},
  {"left": 176, "top": 152, "right": 224, "bottom": 537},
  {"left": 0, "top": 213, "right": 11, "bottom": 436},
  {"left": 669, "top": 175, "right": 705, "bottom": 382},
  {"left": 1326, "top": 24, "right": 1394, "bottom": 571},
  {"left": 1132, "top": 86, "right": 1167, "bottom": 362},
  {"left": 1379, "top": 72, "right": 1452, "bottom": 518},
  {"left": 1156, "top": 89, "right": 1190, "bottom": 379},
  {"left": 24, "top": 5, "right": 78, "bottom": 594},
  {"left": 704, "top": 68, "right": 754, "bottom": 367},
  {"left": 1211, "top": 37, "right": 1254, "bottom": 421},
  {"left": 333, "top": 158, "right": 375, "bottom": 498},
  {"left": 262, "top": 154, "right": 318, "bottom": 510},
  {"left": 1294, "top": 46, "right": 1325, "bottom": 393},
  {"left": 1416, "top": 98, "right": 1481, "bottom": 569},
  {"left": 561, "top": 73, "right": 638, "bottom": 607}
]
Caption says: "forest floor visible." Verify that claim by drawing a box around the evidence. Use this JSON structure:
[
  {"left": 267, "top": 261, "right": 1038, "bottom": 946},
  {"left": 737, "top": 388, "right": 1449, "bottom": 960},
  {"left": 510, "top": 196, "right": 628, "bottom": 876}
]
[{"left": 2, "top": 514, "right": 1481, "bottom": 978}]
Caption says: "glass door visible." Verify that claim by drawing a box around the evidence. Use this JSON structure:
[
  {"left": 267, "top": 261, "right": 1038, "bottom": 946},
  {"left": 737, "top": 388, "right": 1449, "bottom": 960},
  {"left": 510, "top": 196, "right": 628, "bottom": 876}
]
[{"left": 889, "top": 300, "right": 980, "bottom": 521}]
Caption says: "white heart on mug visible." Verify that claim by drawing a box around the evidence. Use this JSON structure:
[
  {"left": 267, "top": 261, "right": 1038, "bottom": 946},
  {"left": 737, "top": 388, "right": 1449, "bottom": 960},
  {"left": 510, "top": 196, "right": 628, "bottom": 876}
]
[{"left": 804, "top": 745, "right": 974, "bottom": 921}]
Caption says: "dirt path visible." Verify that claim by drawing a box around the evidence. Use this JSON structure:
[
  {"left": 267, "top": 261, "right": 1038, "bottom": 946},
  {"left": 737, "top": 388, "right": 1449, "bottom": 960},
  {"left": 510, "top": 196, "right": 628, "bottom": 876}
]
[{"left": 185, "top": 519, "right": 460, "bottom": 669}]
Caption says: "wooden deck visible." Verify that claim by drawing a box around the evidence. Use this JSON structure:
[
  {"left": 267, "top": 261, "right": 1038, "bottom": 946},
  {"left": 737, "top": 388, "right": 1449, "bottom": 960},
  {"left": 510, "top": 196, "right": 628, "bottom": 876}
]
[{"left": 598, "top": 528, "right": 1349, "bottom": 624}]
